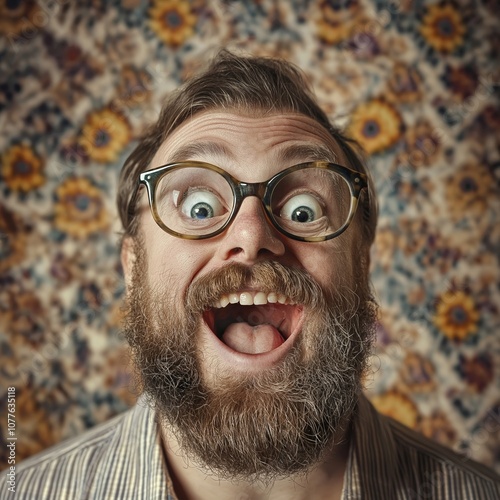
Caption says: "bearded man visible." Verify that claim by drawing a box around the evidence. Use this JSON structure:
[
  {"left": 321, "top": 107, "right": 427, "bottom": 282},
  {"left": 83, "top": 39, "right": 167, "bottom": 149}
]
[{"left": 5, "top": 51, "right": 499, "bottom": 500}]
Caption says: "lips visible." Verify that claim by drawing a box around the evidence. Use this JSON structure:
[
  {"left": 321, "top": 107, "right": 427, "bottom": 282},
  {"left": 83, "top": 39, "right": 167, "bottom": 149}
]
[{"left": 203, "top": 290, "right": 303, "bottom": 355}]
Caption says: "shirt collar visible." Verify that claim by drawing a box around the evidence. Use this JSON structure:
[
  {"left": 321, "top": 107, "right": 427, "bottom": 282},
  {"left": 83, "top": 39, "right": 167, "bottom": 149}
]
[
  {"left": 137, "top": 393, "right": 398, "bottom": 499},
  {"left": 342, "top": 394, "right": 399, "bottom": 499}
]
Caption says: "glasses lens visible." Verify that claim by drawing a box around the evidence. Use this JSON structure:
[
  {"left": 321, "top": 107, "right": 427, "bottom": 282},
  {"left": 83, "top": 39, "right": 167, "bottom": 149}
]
[
  {"left": 271, "top": 167, "right": 352, "bottom": 239},
  {"left": 154, "top": 166, "right": 234, "bottom": 236}
]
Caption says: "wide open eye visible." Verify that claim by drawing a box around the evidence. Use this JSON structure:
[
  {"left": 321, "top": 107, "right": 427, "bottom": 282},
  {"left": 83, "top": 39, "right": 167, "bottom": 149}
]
[
  {"left": 181, "top": 190, "right": 225, "bottom": 220},
  {"left": 280, "top": 193, "right": 323, "bottom": 223}
]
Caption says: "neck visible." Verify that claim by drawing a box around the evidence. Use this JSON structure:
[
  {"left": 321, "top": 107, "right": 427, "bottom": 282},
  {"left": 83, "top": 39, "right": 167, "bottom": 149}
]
[{"left": 160, "top": 426, "right": 351, "bottom": 500}]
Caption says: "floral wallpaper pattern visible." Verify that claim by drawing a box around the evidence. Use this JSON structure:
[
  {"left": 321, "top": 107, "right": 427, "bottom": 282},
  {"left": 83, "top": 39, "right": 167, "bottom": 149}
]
[{"left": 0, "top": 0, "right": 499, "bottom": 473}]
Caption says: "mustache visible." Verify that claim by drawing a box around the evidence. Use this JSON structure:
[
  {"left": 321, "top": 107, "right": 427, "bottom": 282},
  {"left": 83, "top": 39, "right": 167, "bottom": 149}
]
[{"left": 185, "top": 261, "right": 326, "bottom": 314}]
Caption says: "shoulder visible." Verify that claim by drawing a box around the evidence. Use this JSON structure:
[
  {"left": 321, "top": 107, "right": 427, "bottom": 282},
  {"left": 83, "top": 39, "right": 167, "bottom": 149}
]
[
  {"left": 353, "top": 395, "right": 500, "bottom": 499},
  {"left": 1, "top": 407, "right": 135, "bottom": 499},
  {"left": 387, "top": 414, "right": 500, "bottom": 498}
]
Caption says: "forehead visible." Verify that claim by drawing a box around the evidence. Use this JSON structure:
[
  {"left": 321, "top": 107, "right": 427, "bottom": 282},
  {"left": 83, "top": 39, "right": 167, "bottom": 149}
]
[{"left": 149, "top": 111, "right": 346, "bottom": 174}]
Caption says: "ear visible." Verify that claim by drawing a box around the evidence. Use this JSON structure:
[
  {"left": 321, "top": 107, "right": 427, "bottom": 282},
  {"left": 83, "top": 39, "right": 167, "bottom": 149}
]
[{"left": 121, "top": 236, "right": 136, "bottom": 291}]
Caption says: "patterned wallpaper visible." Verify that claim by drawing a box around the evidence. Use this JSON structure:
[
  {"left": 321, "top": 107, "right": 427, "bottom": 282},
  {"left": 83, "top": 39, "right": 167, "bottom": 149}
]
[{"left": 0, "top": 0, "right": 499, "bottom": 473}]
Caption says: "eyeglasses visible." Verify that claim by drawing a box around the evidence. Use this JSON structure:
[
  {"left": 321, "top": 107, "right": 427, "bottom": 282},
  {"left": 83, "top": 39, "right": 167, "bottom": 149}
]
[{"left": 130, "top": 161, "right": 367, "bottom": 242}]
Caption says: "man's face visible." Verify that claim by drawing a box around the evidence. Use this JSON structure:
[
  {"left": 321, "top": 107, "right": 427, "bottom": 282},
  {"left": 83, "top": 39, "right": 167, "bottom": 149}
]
[{"left": 122, "top": 111, "right": 375, "bottom": 480}]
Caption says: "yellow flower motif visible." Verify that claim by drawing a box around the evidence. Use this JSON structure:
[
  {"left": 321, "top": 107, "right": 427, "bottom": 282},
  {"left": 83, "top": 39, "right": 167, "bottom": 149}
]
[
  {"left": 386, "top": 62, "right": 423, "bottom": 104},
  {"left": 16, "top": 388, "right": 59, "bottom": 462},
  {"left": 116, "top": 65, "right": 153, "bottom": 108},
  {"left": 79, "top": 109, "right": 132, "bottom": 164},
  {"left": 400, "top": 119, "right": 441, "bottom": 168},
  {"left": 54, "top": 178, "right": 109, "bottom": 238},
  {"left": 371, "top": 390, "right": 419, "bottom": 429},
  {"left": 399, "top": 352, "right": 436, "bottom": 393},
  {"left": 3, "top": 289, "right": 45, "bottom": 347},
  {"left": 149, "top": 0, "right": 197, "bottom": 47},
  {"left": 0, "top": 205, "right": 27, "bottom": 274},
  {"left": 372, "top": 226, "right": 399, "bottom": 271},
  {"left": 348, "top": 99, "right": 402, "bottom": 154},
  {"left": 419, "top": 411, "right": 456, "bottom": 447},
  {"left": 0, "top": 0, "right": 40, "bottom": 37},
  {"left": 1, "top": 145, "right": 45, "bottom": 192},
  {"left": 420, "top": 4, "right": 466, "bottom": 53},
  {"left": 316, "top": 0, "right": 362, "bottom": 45},
  {"left": 434, "top": 290, "right": 479, "bottom": 341},
  {"left": 445, "top": 163, "right": 493, "bottom": 221}
]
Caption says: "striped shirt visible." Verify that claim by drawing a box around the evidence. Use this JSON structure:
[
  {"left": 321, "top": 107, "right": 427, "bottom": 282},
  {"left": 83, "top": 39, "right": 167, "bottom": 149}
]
[{"left": 2, "top": 395, "right": 499, "bottom": 499}]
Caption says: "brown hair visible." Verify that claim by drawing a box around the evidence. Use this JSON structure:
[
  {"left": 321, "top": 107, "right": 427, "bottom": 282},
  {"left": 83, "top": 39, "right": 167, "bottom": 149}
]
[{"left": 117, "top": 50, "right": 377, "bottom": 246}]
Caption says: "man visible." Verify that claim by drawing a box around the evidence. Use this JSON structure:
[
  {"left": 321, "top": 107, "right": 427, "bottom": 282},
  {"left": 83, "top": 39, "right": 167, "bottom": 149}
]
[{"left": 3, "top": 51, "right": 499, "bottom": 499}]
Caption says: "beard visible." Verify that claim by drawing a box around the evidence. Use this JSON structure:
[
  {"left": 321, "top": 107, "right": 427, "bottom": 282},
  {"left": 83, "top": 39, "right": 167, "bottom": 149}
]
[{"left": 122, "top": 240, "right": 376, "bottom": 482}]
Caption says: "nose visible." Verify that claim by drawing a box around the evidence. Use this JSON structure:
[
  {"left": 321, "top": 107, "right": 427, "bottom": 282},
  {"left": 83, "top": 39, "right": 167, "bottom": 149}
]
[{"left": 216, "top": 197, "right": 285, "bottom": 263}]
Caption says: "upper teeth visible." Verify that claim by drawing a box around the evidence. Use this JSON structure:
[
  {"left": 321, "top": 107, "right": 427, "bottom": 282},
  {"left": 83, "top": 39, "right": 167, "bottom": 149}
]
[{"left": 213, "top": 291, "right": 293, "bottom": 308}]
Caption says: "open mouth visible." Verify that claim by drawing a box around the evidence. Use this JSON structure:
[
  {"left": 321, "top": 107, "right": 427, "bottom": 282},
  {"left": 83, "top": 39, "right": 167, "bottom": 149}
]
[{"left": 203, "top": 291, "right": 304, "bottom": 355}]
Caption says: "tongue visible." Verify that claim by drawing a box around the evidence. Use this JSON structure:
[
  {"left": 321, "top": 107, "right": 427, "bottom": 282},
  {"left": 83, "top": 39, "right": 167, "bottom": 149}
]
[{"left": 221, "top": 322, "right": 284, "bottom": 354}]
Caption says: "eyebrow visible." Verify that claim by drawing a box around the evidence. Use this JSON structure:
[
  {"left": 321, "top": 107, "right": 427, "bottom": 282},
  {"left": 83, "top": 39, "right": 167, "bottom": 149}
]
[
  {"left": 276, "top": 143, "right": 338, "bottom": 164},
  {"left": 168, "top": 142, "right": 235, "bottom": 163},
  {"left": 167, "top": 141, "right": 338, "bottom": 166}
]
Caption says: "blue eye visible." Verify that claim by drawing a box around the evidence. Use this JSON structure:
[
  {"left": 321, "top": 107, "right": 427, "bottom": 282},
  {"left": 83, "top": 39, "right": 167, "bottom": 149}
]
[
  {"left": 280, "top": 194, "right": 323, "bottom": 223},
  {"left": 190, "top": 202, "right": 213, "bottom": 219},
  {"left": 181, "top": 191, "right": 224, "bottom": 220}
]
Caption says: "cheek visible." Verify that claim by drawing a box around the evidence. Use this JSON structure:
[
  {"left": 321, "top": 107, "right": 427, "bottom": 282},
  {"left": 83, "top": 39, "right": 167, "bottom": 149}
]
[
  {"left": 143, "top": 235, "right": 211, "bottom": 302},
  {"left": 297, "top": 241, "right": 354, "bottom": 291},
  {"left": 138, "top": 215, "right": 185, "bottom": 288},
  {"left": 146, "top": 241, "right": 194, "bottom": 292}
]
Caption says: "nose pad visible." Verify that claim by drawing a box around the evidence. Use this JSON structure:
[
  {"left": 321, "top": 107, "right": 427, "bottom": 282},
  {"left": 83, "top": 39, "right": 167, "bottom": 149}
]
[{"left": 217, "top": 197, "right": 285, "bottom": 262}]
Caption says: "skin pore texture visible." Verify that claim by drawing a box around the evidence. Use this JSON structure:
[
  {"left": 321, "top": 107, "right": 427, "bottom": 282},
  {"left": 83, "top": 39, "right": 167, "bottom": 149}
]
[{"left": 121, "top": 111, "right": 376, "bottom": 500}]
